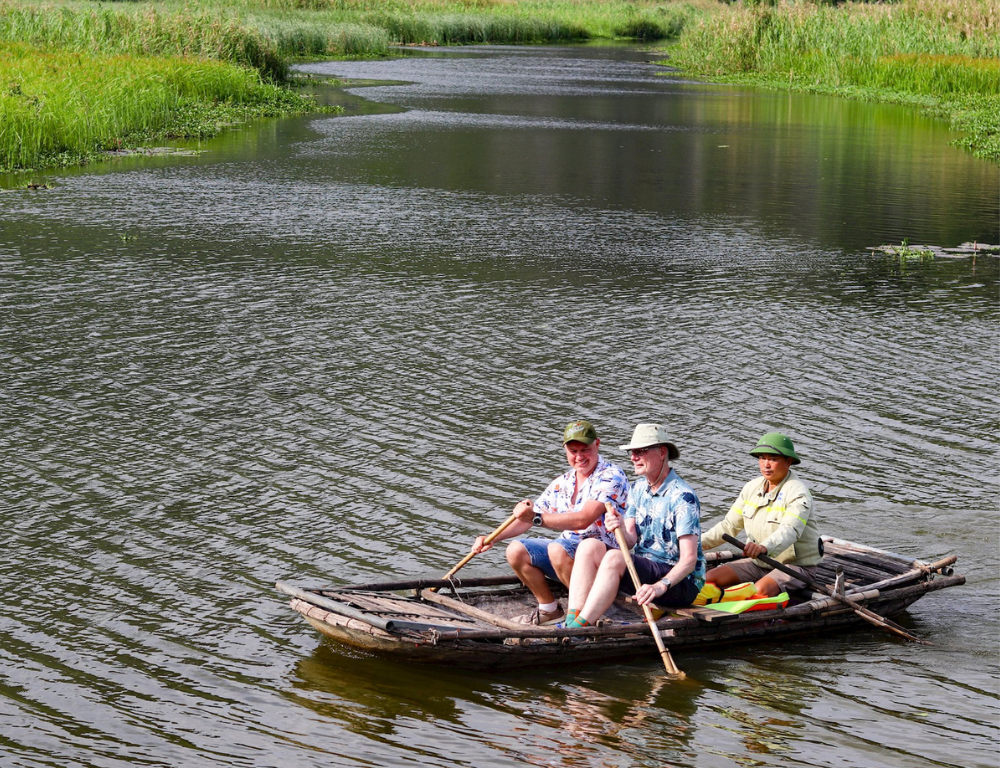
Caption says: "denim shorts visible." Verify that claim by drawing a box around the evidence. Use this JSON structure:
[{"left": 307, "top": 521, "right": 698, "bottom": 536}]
[{"left": 517, "top": 537, "right": 580, "bottom": 581}]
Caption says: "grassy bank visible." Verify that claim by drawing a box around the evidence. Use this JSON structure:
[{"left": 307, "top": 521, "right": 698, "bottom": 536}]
[
  {"left": 0, "top": 0, "right": 709, "bottom": 173},
  {"left": 0, "top": 41, "right": 312, "bottom": 172},
  {"left": 664, "top": 0, "right": 1000, "bottom": 162},
  {"left": 215, "top": 0, "right": 711, "bottom": 56},
  {"left": 0, "top": 2, "right": 320, "bottom": 172}
]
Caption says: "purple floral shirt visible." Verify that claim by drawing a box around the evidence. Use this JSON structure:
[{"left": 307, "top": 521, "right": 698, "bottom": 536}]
[{"left": 535, "top": 456, "right": 629, "bottom": 547}]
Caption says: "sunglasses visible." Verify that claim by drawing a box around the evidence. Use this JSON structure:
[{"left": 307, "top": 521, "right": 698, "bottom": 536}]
[{"left": 629, "top": 446, "right": 660, "bottom": 457}]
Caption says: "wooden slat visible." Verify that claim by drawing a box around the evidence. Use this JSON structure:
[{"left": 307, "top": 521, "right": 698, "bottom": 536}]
[
  {"left": 820, "top": 559, "right": 893, "bottom": 584},
  {"left": 671, "top": 606, "right": 745, "bottom": 623},
  {"left": 336, "top": 574, "right": 524, "bottom": 591},
  {"left": 327, "top": 591, "right": 482, "bottom": 626},
  {"left": 833, "top": 549, "right": 912, "bottom": 575}
]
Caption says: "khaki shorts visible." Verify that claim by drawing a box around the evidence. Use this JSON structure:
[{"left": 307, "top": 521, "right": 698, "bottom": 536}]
[{"left": 726, "top": 559, "right": 816, "bottom": 592}]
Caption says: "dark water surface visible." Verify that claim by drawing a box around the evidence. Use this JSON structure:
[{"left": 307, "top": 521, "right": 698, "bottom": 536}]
[{"left": 0, "top": 45, "right": 997, "bottom": 768}]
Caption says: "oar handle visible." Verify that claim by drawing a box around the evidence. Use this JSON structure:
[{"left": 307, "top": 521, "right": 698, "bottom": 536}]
[
  {"left": 441, "top": 513, "right": 519, "bottom": 581},
  {"left": 721, "top": 533, "right": 824, "bottom": 591},
  {"left": 720, "top": 533, "right": 926, "bottom": 644},
  {"left": 608, "top": 503, "right": 684, "bottom": 677}
]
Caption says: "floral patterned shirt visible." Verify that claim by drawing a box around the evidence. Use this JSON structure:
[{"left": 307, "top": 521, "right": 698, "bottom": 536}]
[
  {"left": 625, "top": 469, "right": 706, "bottom": 589},
  {"left": 535, "top": 456, "right": 629, "bottom": 547}
]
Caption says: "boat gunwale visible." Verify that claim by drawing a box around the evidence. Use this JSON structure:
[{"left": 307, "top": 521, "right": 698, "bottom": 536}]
[{"left": 278, "top": 539, "right": 965, "bottom": 654}]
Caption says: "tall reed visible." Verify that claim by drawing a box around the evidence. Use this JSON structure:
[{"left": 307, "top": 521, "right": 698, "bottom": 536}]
[
  {"left": 0, "top": 2, "right": 287, "bottom": 80},
  {"left": 667, "top": 0, "right": 999, "bottom": 160},
  {"left": 170, "top": 0, "right": 712, "bottom": 53}
]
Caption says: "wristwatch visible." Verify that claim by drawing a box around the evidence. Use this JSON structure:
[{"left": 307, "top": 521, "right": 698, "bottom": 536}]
[
  {"left": 660, "top": 576, "right": 672, "bottom": 591},
  {"left": 533, "top": 512, "right": 543, "bottom": 527}
]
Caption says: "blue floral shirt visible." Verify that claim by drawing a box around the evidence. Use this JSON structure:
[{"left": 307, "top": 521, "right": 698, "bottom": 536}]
[
  {"left": 535, "top": 456, "right": 629, "bottom": 547},
  {"left": 624, "top": 469, "right": 706, "bottom": 589}
]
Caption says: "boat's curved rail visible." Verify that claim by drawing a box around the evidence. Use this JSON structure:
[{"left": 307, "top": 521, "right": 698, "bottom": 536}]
[{"left": 276, "top": 537, "right": 965, "bottom": 666}]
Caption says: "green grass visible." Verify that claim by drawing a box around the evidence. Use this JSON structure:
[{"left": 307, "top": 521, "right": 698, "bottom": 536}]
[
  {"left": 663, "top": 0, "right": 999, "bottom": 161},
  {"left": 0, "top": 2, "right": 288, "bottom": 79},
  {"left": 233, "top": 0, "right": 708, "bottom": 56},
  {"left": 0, "top": 40, "right": 317, "bottom": 172},
  {"left": 1, "top": 1, "right": 710, "bottom": 61},
  {"left": 227, "top": 0, "right": 710, "bottom": 48}
]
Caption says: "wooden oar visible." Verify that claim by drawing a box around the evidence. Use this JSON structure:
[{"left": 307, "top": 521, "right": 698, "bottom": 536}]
[
  {"left": 436, "top": 513, "right": 518, "bottom": 586},
  {"left": 721, "top": 533, "right": 929, "bottom": 644},
  {"left": 608, "top": 503, "right": 684, "bottom": 678}
]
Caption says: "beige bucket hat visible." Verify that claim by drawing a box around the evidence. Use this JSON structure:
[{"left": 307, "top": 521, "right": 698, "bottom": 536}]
[{"left": 620, "top": 423, "right": 679, "bottom": 461}]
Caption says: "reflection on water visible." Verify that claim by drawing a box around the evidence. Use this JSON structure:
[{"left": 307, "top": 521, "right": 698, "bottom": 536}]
[
  {"left": 295, "top": 45, "right": 998, "bottom": 250},
  {"left": 0, "top": 43, "right": 997, "bottom": 768},
  {"left": 291, "top": 642, "right": 713, "bottom": 767}
]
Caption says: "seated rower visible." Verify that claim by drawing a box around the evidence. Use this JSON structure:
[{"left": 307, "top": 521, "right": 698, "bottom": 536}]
[
  {"left": 468, "top": 420, "right": 629, "bottom": 625},
  {"left": 563, "top": 423, "right": 705, "bottom": 628},
  {"left": 702, "top": 432, "right": 822, "bottom": 598}
]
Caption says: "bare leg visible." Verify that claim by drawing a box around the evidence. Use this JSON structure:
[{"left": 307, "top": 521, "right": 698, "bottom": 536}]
[
  {"left": 705, "top": 564, "right": 742, "bottom": 588},
  {"left": 548, "top": 541, "right": 576, "bottom": 588},
  {"left": 579, "top": 550, "right": 627, "bottom": 624},
  {"left": 567, "top": 539, "right": 608, "bottom": 612},
  {"left": 754, "top": 574, "right": 781, "bottom": 597},
  {"left": 506, "top": 541, "right": 554, "bottom": 604}
]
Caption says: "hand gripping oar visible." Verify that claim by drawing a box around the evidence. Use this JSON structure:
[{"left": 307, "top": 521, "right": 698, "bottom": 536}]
[
  {"left": 721, "top": 533, "right": 929, "bottom": 644},
  {"left": 434, "top": 513, "right": 518, "bottom": 590},
  {"left": 608, "top": 503, "right": 684, "bottom": 678}
]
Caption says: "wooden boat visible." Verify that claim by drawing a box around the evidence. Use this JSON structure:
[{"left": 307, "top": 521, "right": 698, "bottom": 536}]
[{"left": 276, "top": 537, "right": 964, "bottom": 670}]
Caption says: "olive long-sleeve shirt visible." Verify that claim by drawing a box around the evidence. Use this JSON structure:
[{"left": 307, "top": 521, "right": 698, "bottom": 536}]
[{"left": 702, "top": 470, "right": 822, "bottom": 566}]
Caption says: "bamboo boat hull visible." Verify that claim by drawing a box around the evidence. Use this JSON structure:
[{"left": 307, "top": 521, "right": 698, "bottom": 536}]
[{"left": 277, "top": 538, "right": 964, "bottom": 670}]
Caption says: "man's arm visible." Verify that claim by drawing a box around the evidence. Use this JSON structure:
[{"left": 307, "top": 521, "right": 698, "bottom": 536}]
[
  {"left": 535, "top": 498, "right": 606, "bottom": 531},
  {"left": 701, "top": 494, "right": 747, "bottom": 551},
  {"left": 604, "top": 508, "right": 637, "bottom": 549},
  {"left": 471, "top": 498, "right": 534, "bottom": 554}
]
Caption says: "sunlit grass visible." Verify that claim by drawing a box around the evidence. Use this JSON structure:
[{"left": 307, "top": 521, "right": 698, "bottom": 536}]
[
  {"left": 1, "top": 1, "right": 713, "bottom": 62},
  {"left": 0, "top": 41, "right": 310, "bottom": 171},
  {"left": 226, "top": 0, "right": 713, "bottom": 47},
  {"left": 664, "top": 0, "right": 999, "bottom": 161},
  {"left": 0, "top": 1, "right": 287, "bottom": 79}
]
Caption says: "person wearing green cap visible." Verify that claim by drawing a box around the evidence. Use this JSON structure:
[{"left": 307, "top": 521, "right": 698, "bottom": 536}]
[
  {"left": 468, "top": 419, "right": 629, "bottom": 625},
  {"left": 701, "top": 432, "right": 823, "bottom": 597}
]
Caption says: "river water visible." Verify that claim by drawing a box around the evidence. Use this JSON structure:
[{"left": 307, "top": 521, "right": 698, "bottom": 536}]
[{"left": 0, "top": 44, "right": 997, "bottom": 768}]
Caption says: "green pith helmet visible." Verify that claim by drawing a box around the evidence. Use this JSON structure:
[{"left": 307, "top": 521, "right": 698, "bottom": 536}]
[{"left": 749, "top": 432, "right": 801, "bottom": 465}]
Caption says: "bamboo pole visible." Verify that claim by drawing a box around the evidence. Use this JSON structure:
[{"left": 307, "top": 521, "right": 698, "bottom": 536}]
[
  {"left": 721, "top": 533, "right": 929, "bottom": 644},
  {"left": 608, "top": 503, "right": 684, "bottom": 678},
  {"left": 431, "top": 513, "right": 519, "bottom": 592}
]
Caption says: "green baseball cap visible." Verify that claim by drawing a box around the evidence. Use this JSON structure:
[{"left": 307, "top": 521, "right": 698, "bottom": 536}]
[
  {"left": 562, "top": 420, "right": 598, "bottom": 445},
  {"left": 749, "top": 432, "right": 801, "bottom": 464}
]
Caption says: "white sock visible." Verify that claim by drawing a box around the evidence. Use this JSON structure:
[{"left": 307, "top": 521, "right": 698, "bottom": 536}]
[{"left": 539, "top": 601, "right": 559, "bottom": 613}]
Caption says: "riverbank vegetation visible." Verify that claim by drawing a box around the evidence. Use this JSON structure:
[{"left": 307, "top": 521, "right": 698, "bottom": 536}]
[
  {"left": 0, "top": 40, "right": 308, "bottom": 171},
  {"left": 665, "top": 0, "right": 999, "bottom": 161},
  {"left": 232, "top": 0, "right": 711, "bottom": 54},
  {"left": 1, "top": 0, "right": 997, "bottom": 173},
  {"left": 0, "top": 0, "right": 711, "bottom": 172},
  {"left": 0, "top": 2, "right": 314, "bottom": 171}
]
